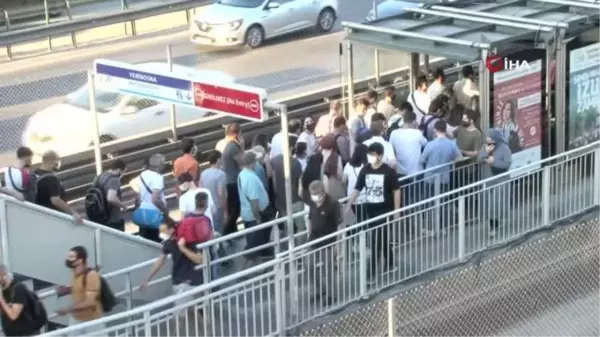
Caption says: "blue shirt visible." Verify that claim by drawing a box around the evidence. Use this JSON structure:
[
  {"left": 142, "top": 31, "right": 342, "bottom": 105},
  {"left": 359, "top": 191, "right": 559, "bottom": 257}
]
[
  {"left": 253, "top": 163, "right": 269, "bottom": 191},
  {"left": 420, "top": 137, "right": 461, "bottom": 184},
  {"left": 238, "top": 168, "right": 269, "bottom": 222}
]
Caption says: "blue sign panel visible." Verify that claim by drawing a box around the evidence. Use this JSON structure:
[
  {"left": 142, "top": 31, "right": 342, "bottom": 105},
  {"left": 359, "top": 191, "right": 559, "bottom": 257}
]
[{"left": 94, "top": 59, "right": 194, "bottom": 106}]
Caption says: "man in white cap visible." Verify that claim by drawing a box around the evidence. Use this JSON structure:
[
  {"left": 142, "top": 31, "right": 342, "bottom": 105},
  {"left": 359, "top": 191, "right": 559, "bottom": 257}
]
[{"left": 298, "top": 117, "right": 318, "bottom": 156}]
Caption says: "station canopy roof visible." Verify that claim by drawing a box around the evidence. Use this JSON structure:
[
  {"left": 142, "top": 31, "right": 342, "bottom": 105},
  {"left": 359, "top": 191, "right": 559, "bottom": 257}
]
[{"left": 344, "top": 0, "right": 599, "bottom": 61}]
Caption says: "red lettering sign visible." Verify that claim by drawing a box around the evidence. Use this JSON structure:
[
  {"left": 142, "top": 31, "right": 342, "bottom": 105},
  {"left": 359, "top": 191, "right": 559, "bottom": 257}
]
[{"left": 192, "top": 82, "right": 264, "bottom": 121}]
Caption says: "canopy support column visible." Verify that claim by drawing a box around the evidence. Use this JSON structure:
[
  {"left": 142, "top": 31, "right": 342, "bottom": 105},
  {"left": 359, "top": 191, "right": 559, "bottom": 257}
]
[{"left": 478, "top": 48, "right": 491, "bottom": 134}]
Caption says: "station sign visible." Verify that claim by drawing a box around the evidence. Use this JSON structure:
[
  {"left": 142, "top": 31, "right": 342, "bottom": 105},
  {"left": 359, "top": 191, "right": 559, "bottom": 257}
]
[{"left": 93, "top": 59, "right": 267, "bottom": 122}]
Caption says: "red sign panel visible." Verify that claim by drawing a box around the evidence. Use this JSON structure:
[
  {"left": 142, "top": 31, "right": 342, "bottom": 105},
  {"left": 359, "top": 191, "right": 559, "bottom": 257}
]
[{"left": 192, "top": 82, "right": 264, "bottom": 121}]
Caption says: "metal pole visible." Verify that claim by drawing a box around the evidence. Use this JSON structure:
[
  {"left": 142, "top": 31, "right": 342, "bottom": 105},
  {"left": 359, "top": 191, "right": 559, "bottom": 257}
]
[
  {"left": 545, "top": 39, "right": 554, "bottom": 155},
  {"left": 409, "top": 53, "right": 419, "bottom": 90},
  {"left": 372, "top": 0, "right": 380, "bottom": 84},
  {"left": 44, "top": 0, "right": 50, "bottom": 24},
  {"left": 346, "top": 40, "right": 355, "bottom": 120},
  {"left": 339, "top": 43, "right": 346, "bottom": 117},
  {"left": 167, "top": 45, "right": 178, "bottom": 141},
  {"left": 281, "top": 105, "right": 294, "bottom": 249},
  {"left": 555, "top": 30, "right": 566, "bottom": 154},
  {"left": 423, "top": 54, "right": 430, "bottom": 75},
  {"left": 478, "top": 49, "right": 490, "bottom": 134},
  {"left": 88, "top": 72, "right": 103, "bottom": 176}
]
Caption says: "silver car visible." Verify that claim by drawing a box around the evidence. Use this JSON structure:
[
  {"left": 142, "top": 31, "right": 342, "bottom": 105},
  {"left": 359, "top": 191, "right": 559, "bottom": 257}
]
[{"left": 190, "top": 0, "right": 339, "bottom": 48}]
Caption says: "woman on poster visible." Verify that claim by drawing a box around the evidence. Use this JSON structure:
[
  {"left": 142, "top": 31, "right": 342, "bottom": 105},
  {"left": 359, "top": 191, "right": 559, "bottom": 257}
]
[{"left": 498, "top": 99, "right": 524, "bottom": 153}]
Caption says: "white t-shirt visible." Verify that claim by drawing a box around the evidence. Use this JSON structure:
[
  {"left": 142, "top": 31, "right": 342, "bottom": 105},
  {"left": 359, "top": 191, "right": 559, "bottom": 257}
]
[
  {"left": 215, "top": 138, "right": 228, "bottom": 153},
  {"left": 427, "top": 81, "right": 445, "bottom": 101},
  {"left": 343, "top": 163, "right": 366, "bottom": 204},
  {"left": 389, "top": 128, "right": 428, "bottom": 175},
  {"left": 0, "top": 167, "right": 24, "bottom": 192},
  {"left": 297, "top": 131, "right": 318, "bottom": 156},
  {"left": 132, "top": 170, "right": 165, "bottom": 211},
  {"left": 363, "top": 136, "right": 396, "bottom": 168},
  {"left": 178, "top": 187, "right": 216, "bottom": 227},
  {"left": 407, "top": 90, "right": 431, "bottom": 124},
  {"left": 295, "top": 156, "right": 307, "bottom": 172}
]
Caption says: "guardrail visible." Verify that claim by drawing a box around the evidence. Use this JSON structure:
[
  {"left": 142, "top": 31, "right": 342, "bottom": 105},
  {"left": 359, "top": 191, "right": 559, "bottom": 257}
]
[
  {"left": 39, "top": 141, "right": 600, "bottom": 336},
  {"left": 0, "top": 0, "right": 207, "bottom": 58}
]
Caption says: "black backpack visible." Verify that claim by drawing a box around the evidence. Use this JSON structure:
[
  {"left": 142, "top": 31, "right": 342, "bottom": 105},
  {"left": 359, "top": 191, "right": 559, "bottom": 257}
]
[
  {"left": 11, "top": 283, "right": 48, "bottom": 332},
  {"left": 6, "top": 168, "right": 41, "bottom": 203},
  {"left": 83, "top": 268, "right": 118, "bottom": 313},
  {"left": 301, "top": 153, "right": 324, "bottom": 190},
  {"left": 85, "top": 174, "right": 110, "bottom": 223}
]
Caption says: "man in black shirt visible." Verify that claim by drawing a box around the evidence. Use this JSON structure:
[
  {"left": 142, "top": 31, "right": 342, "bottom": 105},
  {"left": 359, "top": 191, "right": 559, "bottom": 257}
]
[
  {"left": 346, "top": 142, "right": 400, "bottom": 280},
  {"left": 141, "top": 220, "right": 204, "bottom": 317},
  {"left": 35, "top": 150, "right": 82, "bottom": 224},
  {"left": 0, "top": 265, "right": 40, "bottom": 336},
  {"left": 307, "top": 180, "right": 342, "bottom": 305}
]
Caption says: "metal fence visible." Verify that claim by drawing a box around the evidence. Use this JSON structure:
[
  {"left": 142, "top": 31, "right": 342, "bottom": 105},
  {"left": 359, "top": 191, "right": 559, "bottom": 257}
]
[
  {"left": 298, "top": 213, "right": 600, "bottom": 336},
  {"left": 39, "top": 141, "right": 599, "bottom": 336}
]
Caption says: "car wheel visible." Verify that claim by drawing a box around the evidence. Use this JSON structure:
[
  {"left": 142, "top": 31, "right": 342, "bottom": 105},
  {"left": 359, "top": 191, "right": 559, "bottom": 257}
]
[
  {"left": 316, "top": 8, "right": 336, "bottom": 32},
  {"left": 245, "top": 25, "right": 265, "bottom": 49}
]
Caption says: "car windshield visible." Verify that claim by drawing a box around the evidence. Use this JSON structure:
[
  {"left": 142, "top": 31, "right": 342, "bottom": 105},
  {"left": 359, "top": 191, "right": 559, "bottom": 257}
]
[
  {"left": 217, "top": 0, "right": 264, "bottom": 8},
  {"left": 65, "top": 86, "right": 124, "bottom": 113}
]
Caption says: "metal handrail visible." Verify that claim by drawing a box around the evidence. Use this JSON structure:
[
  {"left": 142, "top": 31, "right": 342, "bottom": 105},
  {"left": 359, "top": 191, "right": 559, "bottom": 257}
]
[
  {"left": 0, "top": 0, "right": 208, "bottom": 47},
  {"left": 40, "top": 140, "right": 600, "bottom": 336}
]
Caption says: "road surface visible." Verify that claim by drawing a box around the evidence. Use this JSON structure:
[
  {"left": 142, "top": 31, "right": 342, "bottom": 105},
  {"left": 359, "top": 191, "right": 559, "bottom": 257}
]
[{"left": 0, "top": 0, "right": 414, "bottom": 165}]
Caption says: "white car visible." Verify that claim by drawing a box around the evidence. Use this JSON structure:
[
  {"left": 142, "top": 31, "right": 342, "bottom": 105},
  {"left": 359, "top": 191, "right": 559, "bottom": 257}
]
[
  {"left": 22, "top": 63, "right": 236, "bottom": 158},
  {"left": 190, "top": 0, "right": 339, "bottom": 48}
]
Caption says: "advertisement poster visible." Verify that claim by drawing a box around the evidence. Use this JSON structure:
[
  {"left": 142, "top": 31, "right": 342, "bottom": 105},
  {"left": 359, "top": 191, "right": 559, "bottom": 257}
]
[
  {"left": 493, "top": 59, "right": 542, "bottom": 176},
  {"left": 568, "top": 43, "right": 600, "bottom": 150}
]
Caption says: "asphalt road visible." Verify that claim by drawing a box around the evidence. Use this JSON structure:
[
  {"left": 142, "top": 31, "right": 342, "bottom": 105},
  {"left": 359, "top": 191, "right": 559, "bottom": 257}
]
[{"left": 0, "top": 0, "right": 413, "bottom": 165}]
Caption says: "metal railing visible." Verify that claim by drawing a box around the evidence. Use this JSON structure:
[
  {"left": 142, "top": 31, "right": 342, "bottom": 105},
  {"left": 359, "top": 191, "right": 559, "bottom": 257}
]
[
  {"left": 31, "top": 158, "right": 478, "bottom": 318},
  {"left": 40, "top": 141, "right": 600, "bottom": 336},
  {"left": 0, "top": 0, "right": 208, "bottom": 58}
]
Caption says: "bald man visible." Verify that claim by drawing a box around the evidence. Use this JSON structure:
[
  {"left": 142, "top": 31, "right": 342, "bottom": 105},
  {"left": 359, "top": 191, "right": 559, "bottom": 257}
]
[{"left": 34, "top": 151, "right": 82, "bottom": 224}]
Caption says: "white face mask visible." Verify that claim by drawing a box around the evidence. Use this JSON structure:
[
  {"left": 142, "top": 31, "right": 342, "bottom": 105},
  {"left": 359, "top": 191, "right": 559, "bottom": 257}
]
[
  {"left": 367, "top": 154, "right": 378, "bottom": 165},
  {"left": 310, "top": 194, "right": 323, "bottom": 203}
]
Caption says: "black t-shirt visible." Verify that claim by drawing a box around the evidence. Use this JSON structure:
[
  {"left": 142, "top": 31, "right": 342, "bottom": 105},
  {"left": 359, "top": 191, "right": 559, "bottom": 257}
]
[
  {"left": 162, "top": 239, "right": 203, "bottom": 286},
  {"left": 1, "top": 282, "right": 36, "bottom": 336},
  {"left": 34, "top": 168, "right": 66, "bottom": 211},
  {"left": 355, "top": 163, "right": 399, "bottom": 215}
]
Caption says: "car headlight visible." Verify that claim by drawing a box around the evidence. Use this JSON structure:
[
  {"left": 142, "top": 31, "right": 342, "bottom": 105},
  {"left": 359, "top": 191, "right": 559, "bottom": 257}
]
[{"left": 228, "top": 20, "right": 243, "bottom": 30}]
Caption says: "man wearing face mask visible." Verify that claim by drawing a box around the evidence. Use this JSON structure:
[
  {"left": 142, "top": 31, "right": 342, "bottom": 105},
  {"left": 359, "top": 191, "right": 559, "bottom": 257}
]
[
  {"left": 347, "top": 143, "right": 400, "bottom": 281},
  {"left": 55, "top": 246, "right": 104, "bottom": 333},
  {"left": 34, "top": 150, "right": 82, "bottom": 224},
  {"left": 0, "top": 265, "right": 45, "bottom": 336},
  {"left": 307, "top": 180, "right": 342, "bottom": 305},
  {"left": 173, "top": 138, "right": 200, "bottom": 189}
]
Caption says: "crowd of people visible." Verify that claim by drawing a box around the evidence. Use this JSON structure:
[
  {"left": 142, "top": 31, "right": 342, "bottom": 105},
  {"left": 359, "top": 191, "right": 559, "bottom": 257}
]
[{"left": 0, "top": 65, "right": 518, "bottom": 334}]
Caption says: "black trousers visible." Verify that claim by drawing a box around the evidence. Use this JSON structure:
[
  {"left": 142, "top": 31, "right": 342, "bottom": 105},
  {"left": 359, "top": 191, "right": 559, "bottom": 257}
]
[
  {"left": 139, "top": 227, "right": 161, "bottom": 243},
  {"left": 367, "top": 210, "right": 394, "bottom": 276},
  {"left": 223, "top": 183, "right": 241, "bottom": 236}
]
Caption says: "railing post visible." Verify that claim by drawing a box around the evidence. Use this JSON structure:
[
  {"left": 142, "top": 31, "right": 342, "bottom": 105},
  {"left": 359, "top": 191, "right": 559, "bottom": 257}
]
[
  {"left": 273, "top": 223, "right": 281, "bottom": 256},
  {"left": 0, "top": 199, "right": 9, "bottom": 269},
  {"left": 359, "top": 231, "right": 367, "bottom": 298},
  {"left": 594, "top": 149, "right": 600, "bottom": 206},
  {"left": 143, "top": 311, "right": 151, "bottom": 335},
  {"left": 387, "top": 298, "right": 396, "bottom": 337},
  {"left": 124, "top": 273, "right": 133, "bottom": 311},
  {"left": 4, "top": 10, "right": 11, "bottom": 31},
  {"left": 433, "top": 175, "right": 441, "bottom": 235},
  {"left": 458, "top": 197, "right": 466, "bottom": 261},
  {"left": 541, "top": 166, "right": 551, "bottom": 226},
  {"left": 166, "top": 44, "right": 178, "bottom": 142},
  {"left": 94, "top": 228, "right": 102, "bottom": 268},
  {"left": 274, "top": 259, "right": 285, "bottom": 336}
]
